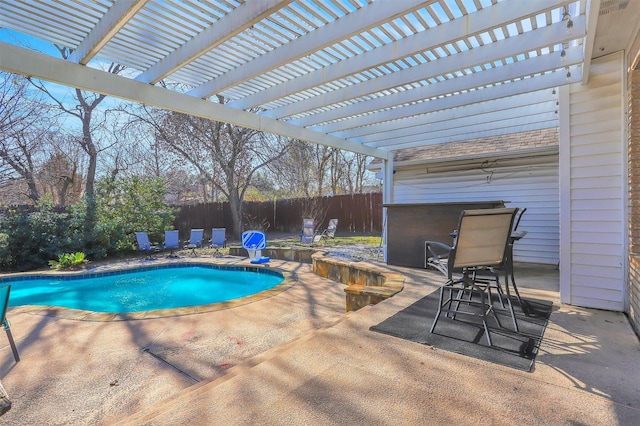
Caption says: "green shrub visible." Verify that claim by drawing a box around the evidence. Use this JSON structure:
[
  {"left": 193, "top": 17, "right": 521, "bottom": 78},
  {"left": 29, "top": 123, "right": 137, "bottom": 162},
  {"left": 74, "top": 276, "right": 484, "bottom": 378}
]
[
  {"left": 0, "top": 198, "right": 82, "bottom": 271},
  {"left": 48, "top": 252, "right": 88, "bottom": 270},
  {"left": 0, "top": 232, "right": 10, "bottom": 271},
  {"left": 0, "top": 176, "right": 173, "bottom": 271},
  {"left": 95, "top": 176, "right": 175, "bottom": 253}
]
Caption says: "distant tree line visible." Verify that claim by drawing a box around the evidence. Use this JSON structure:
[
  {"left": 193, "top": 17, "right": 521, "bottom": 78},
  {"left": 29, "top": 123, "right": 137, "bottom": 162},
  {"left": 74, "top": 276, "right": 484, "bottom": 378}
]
[
  {"left": 0, "top": 66, "right": 378, "bottom": 242},
  {"left": 1, "top": 49, "right": 378, "bottom": 271}
]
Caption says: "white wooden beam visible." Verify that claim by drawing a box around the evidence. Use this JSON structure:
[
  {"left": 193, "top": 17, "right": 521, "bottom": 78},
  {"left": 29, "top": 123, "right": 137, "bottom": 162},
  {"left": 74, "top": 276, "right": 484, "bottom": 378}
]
[
  {"left": 68, "top": 0, "right": 148, "bottom": 65},
  {"left": 581, "top": 0, "right": 601, "bottom": 84},
  {"left": 375, "top": 113, "right": 558, "bottom": 150},
  {"left": 265, "top": 15, "right": 585, "bottom": 120},
  {"left": 304, "top": 46, "right": 583, "bottom": 130},
  {"left": 364, "top": 104, "right": 557, "bottom": 147},
  {"left": 186, "top": 0, "right": 429, "bottom": 99},
  {"left": 558, "top": 83, "right": 572, "bottom": 304},
  {"left": 0, "top": 42, "right": 388, "bottom": 159},
  {"left": 229, "top": 0, "right": 575, "bottom": 111},
  {"left": 337, "top": 90, "right": 554, "bottom": 140},
  {"left": 317, "top": 61, "right": 582, "bottom": 134},
  {"left": 135, "top": 0, "right": 292, "bottom": 84}
]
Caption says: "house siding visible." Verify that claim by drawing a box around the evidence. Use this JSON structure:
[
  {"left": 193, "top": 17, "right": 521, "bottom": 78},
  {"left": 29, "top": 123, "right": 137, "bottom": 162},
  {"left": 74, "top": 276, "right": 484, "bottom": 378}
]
[
  {"left": 561, "top": 52, "right": 626, "bottom": 311},
  {"left": 393, "top": 156, "right": 559, "bottom": 265}
]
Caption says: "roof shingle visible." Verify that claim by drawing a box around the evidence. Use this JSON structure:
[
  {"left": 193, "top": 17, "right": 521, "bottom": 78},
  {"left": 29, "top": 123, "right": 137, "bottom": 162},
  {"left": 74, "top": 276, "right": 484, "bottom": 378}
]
[{"left": 392, "top": 128, "right": 558, "bottom": 163}]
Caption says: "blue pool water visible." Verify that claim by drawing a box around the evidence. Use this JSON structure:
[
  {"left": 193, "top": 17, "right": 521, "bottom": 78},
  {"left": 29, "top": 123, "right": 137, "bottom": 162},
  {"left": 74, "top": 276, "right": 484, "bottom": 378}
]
[{"left": 3, "top": 264, "right": 284, "bottom": 313}]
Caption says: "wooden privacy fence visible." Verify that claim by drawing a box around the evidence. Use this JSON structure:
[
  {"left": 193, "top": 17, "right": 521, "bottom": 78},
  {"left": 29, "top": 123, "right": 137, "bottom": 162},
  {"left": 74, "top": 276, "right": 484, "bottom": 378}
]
[{"left": 173, "top": 193, "right": 383, "bottom": 238}]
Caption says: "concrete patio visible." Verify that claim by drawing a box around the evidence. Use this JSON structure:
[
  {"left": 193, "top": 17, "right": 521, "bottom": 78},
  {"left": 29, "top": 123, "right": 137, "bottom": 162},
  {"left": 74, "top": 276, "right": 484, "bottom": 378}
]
[{"left": 1, "top": 255, "right": 639, "bottom": 425}]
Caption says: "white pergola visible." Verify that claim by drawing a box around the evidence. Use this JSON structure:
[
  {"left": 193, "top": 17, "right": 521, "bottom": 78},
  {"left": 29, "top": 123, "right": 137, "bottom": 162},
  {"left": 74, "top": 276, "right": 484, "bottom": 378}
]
[{"left": 0, "top": 0, "right": 601, "bottom": 158}]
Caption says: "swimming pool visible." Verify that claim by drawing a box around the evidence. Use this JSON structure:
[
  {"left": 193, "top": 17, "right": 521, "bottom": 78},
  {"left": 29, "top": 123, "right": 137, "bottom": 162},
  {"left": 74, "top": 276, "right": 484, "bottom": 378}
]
[{"left": 2, "top": 264, "right": 286, "bottom": 316}]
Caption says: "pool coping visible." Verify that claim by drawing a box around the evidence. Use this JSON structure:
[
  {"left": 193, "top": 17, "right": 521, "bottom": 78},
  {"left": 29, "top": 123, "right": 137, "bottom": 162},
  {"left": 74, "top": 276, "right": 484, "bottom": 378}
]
[{"left": 2, "top": 260, "right": 297, "bottom": 321}]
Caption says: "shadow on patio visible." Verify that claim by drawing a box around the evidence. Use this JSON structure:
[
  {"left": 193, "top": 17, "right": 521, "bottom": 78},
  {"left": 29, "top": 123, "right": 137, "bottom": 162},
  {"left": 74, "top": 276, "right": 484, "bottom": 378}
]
[{"left": 1, "top": 258, "right": 639, "bottom": 425}]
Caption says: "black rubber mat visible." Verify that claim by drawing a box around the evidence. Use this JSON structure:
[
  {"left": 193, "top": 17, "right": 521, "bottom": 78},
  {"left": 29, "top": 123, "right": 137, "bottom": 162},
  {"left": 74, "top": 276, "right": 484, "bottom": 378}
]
[{"left": 370, "top": 291, "right": 552, "bottom": 371}]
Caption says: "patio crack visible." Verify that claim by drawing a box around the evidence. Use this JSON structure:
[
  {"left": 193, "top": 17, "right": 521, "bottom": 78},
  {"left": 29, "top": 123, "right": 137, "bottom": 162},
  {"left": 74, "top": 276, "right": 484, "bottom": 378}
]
[{"left": 141, "top": 347, "right": 200, "bottom": 384}]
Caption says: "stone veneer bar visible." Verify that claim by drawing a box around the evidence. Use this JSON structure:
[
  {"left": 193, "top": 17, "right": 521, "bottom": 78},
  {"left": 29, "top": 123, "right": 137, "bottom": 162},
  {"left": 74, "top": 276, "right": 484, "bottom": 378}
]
[{"left": 311, "top": 252, "right": 404, "bottom": 312}]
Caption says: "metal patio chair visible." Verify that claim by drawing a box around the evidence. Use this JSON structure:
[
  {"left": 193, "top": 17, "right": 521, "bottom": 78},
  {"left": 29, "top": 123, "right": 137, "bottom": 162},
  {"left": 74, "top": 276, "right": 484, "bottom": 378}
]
[
  {"left": 184, "top": 229, "right": 204, "bottom": 256},
  {"left": 164, "top": 230, "right": 180, "bottom": 257},
  {"left": 430, "top": 207, "right": 517, "bottom": 347},
  {"left": 209, "top": 228, "right": 227, "bottom": 257},
  {"left": 319, "top": 218, "right": 338, "bottom": 240},
  {"left": 135, "top": 232, "right": 162, "bottom": 259},
  {"left": 300, "top": 218, "right": 316, "bottom": 244}
]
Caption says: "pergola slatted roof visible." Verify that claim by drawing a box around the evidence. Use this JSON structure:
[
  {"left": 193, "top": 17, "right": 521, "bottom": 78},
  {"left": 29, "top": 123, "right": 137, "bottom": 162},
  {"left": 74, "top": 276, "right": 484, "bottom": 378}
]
[{"left": 0, "top": 0, "right": 605, "bottom": 159}]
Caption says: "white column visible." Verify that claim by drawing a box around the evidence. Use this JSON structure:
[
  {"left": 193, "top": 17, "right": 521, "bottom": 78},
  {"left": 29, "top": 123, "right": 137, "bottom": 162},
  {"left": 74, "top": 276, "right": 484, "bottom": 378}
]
[
  {"left": 558, "top": 84, "right": 571, "bottom": 304},
  {"left": 382, "top": 155, "right": 394, "bottom": 262}
]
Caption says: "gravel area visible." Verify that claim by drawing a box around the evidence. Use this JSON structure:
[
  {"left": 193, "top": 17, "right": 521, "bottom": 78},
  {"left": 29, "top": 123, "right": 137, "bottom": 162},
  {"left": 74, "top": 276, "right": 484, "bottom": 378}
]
[{"left": 323, "top": 243, "right": 383, "bottom": 262}]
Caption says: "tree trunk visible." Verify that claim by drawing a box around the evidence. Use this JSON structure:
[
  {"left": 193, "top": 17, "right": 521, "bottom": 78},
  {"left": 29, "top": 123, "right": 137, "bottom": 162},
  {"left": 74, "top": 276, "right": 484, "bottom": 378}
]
[
  {"left": 25, "top": 171, "right": 40, "bottom": 204},
  {"left": 228, "top": 190, "right": 243, "bottom": 239}
]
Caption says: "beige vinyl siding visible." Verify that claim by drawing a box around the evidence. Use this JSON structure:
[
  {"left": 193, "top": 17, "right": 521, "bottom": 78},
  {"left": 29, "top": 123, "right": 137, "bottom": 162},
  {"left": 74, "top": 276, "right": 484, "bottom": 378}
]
[
  {"left": 393, "top": 158, "right": 559, "bottom": 265},
  {"left": 560, "top": 52, "right": 626, "bottom": 311}
]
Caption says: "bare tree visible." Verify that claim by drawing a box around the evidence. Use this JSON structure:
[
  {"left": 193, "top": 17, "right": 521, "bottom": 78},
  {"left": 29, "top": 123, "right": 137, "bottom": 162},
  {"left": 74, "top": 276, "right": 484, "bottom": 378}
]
[
  {"left": 129, "top": 99, "right": 291, "bottom": 237},
  {"left": 329, "top": 148, "right": 344, "bottom": 195},
  {"left": 0, "top": 72, "right": 55, "bottom": 204},
  {"left": 27, "top": 47, "right": 125, "bottom": 241},
  {"left": 36, "top": 133, "right": 84, "bottom": 206},
  {"left": 266, "top": 141, "right": 334, "bottom": 197},
  {"left": 336, "top": 151, "right": 376, "bottom": 194},
  {"left": 266, "top": 140, "right": 314, "bottom": 197},
  {"left": 28, "top": 49, "right": 124, "bottom": 200},
  {"left": 266, "top": 140, "right": 376, "bottom": 197},
  {"left": 312, "top": 145, "right": 335, "bottom": 196}
]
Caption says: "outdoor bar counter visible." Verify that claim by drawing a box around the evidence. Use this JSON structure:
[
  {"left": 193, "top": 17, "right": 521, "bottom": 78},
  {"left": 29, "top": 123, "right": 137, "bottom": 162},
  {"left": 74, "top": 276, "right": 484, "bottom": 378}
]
[{"left": 383, "top": 201, "right": 506, "bottom": 268}]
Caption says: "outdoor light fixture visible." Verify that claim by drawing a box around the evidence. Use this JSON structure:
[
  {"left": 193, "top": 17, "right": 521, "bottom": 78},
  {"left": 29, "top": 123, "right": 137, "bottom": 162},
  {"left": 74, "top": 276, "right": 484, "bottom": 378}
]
[
  {"left": 562, "top": 6, "right": 573, "bottom": 34},
  {"left": 561, "top": 49, "right": 567, "bottom": 61}
]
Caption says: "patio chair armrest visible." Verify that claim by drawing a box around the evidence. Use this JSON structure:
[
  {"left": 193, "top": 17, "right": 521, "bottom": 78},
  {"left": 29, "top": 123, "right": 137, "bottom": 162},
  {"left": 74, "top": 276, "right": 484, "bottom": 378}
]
[{"left": 425, "top": 241, "right": 451, "bottom": 259}]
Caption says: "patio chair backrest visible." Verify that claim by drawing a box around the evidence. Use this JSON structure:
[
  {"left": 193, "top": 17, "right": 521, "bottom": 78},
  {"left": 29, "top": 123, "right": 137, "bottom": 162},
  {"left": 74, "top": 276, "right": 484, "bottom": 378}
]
[
  {"left": 211, "top": 228, "right": 226, "bottom": 247},
  {"left": 513, "top": 207, "right": 527, "bottom": 231},
  {"left": 449, "top": 208, "right": 517, "bottom": 274},
  {"left": 325, "top": 219, "right": 338, "bottom": 237},
  {"left": 189, "top": 229, "right": 204, "bottom": 246},
  {"left": 0, "top": 283, "right": 19, "bottom": 362},
  {"left": 164, "top": 230, "right": 180, "bottom": 249},
  {"left": 301, "top": 218, "right": 315, "bottom": 243},
  {"left": 0, "top": 284, "right": 10, "bottom": 326},
  {"left": 135, "top": 232, "right": 152, "bottom": 250}
]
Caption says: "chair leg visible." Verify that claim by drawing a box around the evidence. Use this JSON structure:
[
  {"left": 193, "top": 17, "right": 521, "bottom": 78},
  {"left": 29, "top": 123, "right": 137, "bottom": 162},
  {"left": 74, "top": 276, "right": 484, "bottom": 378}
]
[
  {"left": 3, "top": 322, "right": 19, "bottom": 363},
  {"left": 431, "top": 278, "right": 503, "bottom": 347},
  {"left": 451, "top": 274, "right": 473, "bottom": 318},
  {"left": 501, "top": 270, "right": 519, "bottom": 331},
  {"left": 430, "top": 286, "right": 446, "bottom": 333},
  {"left": 477, "top": 286, "right": 494, "bottom": 346},
  {"left": 504, "top": 245, "right": 528, "bottom": 316},
  {"left": 472, "top": 270, "right": 506, "bottom": 309},
  {"left": 493, "top": 275, "right": 506, "bottom": 309},
  {"left": 510, "top": 273, "right": 523, "bottom": 303},
  {"left": 483, "top": 270, "right": 518, "bottom": 332}
]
